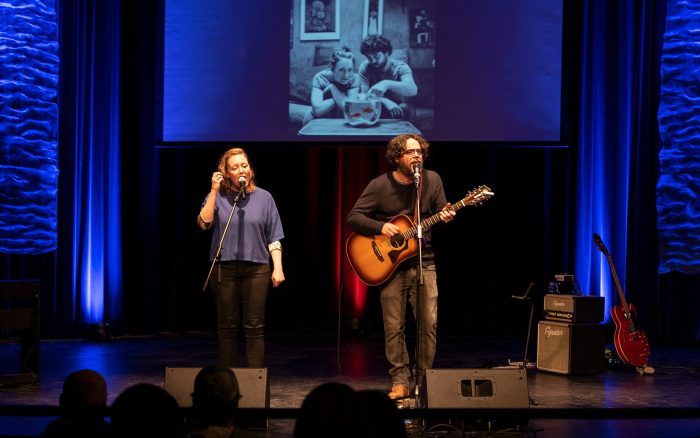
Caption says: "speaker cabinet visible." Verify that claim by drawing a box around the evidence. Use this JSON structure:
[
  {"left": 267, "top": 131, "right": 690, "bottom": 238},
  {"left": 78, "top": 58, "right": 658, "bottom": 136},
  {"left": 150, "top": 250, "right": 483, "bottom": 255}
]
[
  {"left": 164, "top": 367, "right": 269, "bottom": 408},
  {"left": 0, "top": 280, "right": 40, "bottom": 385},
  {"left": 536, "top": 321, "right": 605, "bottom": 375},
  {"left": 425, "top": 369, "right": 529, "bottom": 431},
  {"left": 425, "top": 368, "right": 529, "bottom": 408}
]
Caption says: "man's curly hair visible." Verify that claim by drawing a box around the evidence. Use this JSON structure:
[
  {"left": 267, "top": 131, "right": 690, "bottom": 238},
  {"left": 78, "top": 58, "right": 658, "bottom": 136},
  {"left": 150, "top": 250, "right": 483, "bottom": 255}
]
[
  {"left": 385, "top": 134, "right": 430, "bottom": 169},
  {"left": 360, "top": 35, "right": 393, "bottom": 56}
]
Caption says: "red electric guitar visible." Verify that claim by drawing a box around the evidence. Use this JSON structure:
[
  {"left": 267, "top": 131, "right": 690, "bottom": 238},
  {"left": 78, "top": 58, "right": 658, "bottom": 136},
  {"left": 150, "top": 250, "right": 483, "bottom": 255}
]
[{"left": 593, "top": 233, "right": 651, "bottom": 371}]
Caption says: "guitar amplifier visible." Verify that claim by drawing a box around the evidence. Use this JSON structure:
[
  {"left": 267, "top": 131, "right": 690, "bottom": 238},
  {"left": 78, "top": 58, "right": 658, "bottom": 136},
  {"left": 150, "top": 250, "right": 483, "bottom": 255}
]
[
  {"left": 537, "top": 321, "right": 605, "bottom": 375},
  {"left": 543, "top": 294, "right": 604, "bottom": 323}
]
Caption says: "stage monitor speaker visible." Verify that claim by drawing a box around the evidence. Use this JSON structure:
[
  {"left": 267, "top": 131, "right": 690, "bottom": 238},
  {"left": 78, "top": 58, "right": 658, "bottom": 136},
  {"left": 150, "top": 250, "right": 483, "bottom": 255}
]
[
  {"left": 536, "top": 320, "right": 604, "bottom": 375},
  {"left": 425, "top": 368, "right": 529, "bottom": 408},
  {"left": 164, "top": 367, "right": 269, "bottom": 408}
]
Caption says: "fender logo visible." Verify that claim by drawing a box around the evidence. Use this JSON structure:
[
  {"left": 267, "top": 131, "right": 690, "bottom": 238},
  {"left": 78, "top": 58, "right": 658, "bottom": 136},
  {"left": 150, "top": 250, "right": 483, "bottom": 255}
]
[{"left": 544, "top": 326, "right": 564, "bottom": 337}]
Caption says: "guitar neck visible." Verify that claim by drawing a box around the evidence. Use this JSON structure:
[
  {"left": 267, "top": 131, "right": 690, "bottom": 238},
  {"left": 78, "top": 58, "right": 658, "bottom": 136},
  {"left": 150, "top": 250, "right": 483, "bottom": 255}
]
[
  {"left": 401, "top": 197, "right": 471, "bottom": 240},
  {"left": 605, "top": 253, "right": 634, "bottom": 323}
]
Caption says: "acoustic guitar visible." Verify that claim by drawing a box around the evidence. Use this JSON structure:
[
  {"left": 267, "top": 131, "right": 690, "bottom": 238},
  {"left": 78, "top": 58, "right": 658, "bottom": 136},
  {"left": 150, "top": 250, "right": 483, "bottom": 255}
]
[
  {"left": 593, "top": 233, "right": 650, "bottom": 369},
  {"left": 346, "top": 185, "right": 493, "bottom": 286}
]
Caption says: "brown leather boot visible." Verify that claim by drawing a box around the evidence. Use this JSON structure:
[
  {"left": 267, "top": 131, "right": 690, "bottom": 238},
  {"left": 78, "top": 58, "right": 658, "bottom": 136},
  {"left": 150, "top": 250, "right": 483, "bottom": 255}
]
[{"left": 388, "top": 384, "right": 410, "bottom": 400}]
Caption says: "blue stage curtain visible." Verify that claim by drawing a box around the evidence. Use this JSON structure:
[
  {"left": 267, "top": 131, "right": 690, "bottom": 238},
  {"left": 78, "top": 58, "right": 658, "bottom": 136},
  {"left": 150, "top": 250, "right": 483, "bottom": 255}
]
[
  {"left": 54, "top": 0, "right": 122, "bottom": 335},
  {"left": 573, "top": 0, "right": 665, "bottom": 334}
]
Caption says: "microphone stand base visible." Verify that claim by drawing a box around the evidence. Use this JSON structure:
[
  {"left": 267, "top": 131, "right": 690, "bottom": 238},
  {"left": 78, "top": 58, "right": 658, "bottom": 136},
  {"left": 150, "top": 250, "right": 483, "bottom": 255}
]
[{"left": 506, "top": 359, "right": 537, "bottom": 369}]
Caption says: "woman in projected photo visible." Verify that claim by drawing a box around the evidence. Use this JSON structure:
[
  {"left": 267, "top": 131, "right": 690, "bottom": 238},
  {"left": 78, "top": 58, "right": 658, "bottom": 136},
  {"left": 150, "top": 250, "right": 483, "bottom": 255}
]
[
  {"left": 303, "top": 46, "right": 360, "bottom": 125},
  {"left": 198, "top": 148, "right": 285, "bottom": 368}
]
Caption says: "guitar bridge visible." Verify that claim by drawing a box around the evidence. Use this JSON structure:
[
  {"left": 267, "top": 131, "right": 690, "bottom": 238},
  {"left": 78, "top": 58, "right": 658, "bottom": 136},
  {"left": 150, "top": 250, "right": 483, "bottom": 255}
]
[{"left": 371, "top": 240, "right": 384, "bottom": 262}]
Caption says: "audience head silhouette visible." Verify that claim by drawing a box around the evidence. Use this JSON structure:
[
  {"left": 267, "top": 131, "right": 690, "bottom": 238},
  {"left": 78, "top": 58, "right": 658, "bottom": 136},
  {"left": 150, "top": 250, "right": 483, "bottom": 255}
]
[
  {"left": 191, "top": 364, "right": 241, "bottom": 425},
  {"left": 293, "top": 382, "right": 369, "bottom": 438},
  {"left": 358, "top": 389, "right": 408, "bottom": 438},
  {"left": 39, "top": 369, "right": 113, "bottom": 438},
  {"left": 111, "top": 383, "right": 184, "bottom": 438},
  {"left": 60, "top": 369, "right": 108, "bottom": 410}
]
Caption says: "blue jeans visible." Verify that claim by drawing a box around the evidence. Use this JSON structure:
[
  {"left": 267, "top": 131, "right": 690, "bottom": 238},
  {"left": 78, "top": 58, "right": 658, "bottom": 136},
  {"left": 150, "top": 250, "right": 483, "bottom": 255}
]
[
  {"left": 212, "top": 261, "right": 270, "bottom": 368},
  {"left": 380, "top": 265, "right": 438, "bottom": 387}
]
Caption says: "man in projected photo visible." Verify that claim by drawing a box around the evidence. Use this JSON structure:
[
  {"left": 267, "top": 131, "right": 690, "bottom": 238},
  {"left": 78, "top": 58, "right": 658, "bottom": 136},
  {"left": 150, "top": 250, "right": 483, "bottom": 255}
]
[
  {"left": 358, "top": 35, "right": 418, "bottom": 121},
  {"left": 304, "top": 46, "right": 360, "bottom": 125},
  {"left": 347, "top": 134, "right": 455, "bottom": 400}
]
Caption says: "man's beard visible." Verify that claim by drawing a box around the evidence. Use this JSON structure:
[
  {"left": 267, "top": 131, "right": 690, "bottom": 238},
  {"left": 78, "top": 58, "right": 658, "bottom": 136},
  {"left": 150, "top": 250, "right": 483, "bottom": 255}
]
[
  {"left": 368, "top": 60, "right": 387, "bottom": 72},
  {"left": 400, "top": 162, "right": 418, "bottom": 178}
]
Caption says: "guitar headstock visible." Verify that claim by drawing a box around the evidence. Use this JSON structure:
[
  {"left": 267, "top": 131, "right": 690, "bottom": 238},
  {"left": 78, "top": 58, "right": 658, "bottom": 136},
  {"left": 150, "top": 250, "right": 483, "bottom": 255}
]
[
  {"left": 592, "top": 233, "right": 609, "bottom": 256},
  {"left": 463, "top": 185, "right": 494, "bottom": 206}
]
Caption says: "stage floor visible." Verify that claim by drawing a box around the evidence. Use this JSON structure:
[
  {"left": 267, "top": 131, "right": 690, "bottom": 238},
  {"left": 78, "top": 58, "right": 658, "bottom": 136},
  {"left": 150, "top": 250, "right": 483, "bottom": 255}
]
[{"left": 1, "top": 333, "right": 700, "bottom": 437}]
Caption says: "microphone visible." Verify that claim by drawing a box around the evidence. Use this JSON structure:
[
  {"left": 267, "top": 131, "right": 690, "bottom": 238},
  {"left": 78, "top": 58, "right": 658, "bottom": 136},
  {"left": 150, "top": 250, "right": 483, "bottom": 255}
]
[
  {"left": 512, "top": 282, "right": 535, "bottom": 301},
  {"left": 238, "top": 176, "right": 247, "bottom": 199},
  {"left": 412, "top": 163, "right": 421, "bottom": 188}
]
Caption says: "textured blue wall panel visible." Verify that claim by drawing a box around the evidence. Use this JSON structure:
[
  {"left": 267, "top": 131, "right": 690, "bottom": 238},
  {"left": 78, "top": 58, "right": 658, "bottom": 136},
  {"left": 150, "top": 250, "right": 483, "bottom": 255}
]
[
  {"left": 0, "top": 0, "right": 59, "bottom": 254},
  {"left": 657, "top": 1, "right": 700, "bottom": 274}
]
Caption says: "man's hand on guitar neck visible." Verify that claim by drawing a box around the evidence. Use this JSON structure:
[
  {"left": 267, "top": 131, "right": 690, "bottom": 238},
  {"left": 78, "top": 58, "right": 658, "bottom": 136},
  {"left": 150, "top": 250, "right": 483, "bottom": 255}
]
[{"left": 438, "top": 203, "right": 456, "bottom": 224}]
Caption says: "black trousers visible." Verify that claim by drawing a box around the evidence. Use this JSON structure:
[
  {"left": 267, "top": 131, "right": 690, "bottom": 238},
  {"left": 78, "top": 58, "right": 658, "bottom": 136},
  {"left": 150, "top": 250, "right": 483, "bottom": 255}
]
[{"left": 212, "top": 261, "right": 271, "bottom": 368}]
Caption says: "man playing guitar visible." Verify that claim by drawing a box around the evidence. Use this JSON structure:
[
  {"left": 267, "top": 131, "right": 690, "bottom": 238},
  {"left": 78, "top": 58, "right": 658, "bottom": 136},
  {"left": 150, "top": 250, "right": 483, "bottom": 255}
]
[{"left": 347, "top": 134, "right": 455, "bottom": 400}]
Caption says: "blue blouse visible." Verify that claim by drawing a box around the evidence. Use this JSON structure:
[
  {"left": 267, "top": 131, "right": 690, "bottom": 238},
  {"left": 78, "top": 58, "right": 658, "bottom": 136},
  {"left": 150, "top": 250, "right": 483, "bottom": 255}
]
[{"left": 203, "top": 187, "right": 284, "bottom": 264}]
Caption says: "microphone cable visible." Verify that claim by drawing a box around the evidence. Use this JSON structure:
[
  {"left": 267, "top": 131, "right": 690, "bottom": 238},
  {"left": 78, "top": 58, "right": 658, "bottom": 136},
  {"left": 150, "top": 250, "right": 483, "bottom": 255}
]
[{"left": 336, "top": 267, "right": 354, "bottom": 377}]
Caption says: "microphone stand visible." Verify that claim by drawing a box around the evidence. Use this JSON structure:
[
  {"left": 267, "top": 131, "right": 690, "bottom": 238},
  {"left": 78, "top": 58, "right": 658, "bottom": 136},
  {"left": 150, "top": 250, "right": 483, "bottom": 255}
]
[
  {"left": 413, "top": 169, "right": 424, "bottom": 407},
  {"left": 202, "top": 190, "right": 242, "bottom": 364},
  {"left": 511, "top": 282, "right": 538, "bottom": 406}
]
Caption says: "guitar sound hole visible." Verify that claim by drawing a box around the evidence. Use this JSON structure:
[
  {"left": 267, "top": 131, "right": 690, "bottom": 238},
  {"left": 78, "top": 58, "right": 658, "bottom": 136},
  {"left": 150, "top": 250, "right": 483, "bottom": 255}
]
[{"left": 390, "top": 235, "right": 405, "bottom": 248}]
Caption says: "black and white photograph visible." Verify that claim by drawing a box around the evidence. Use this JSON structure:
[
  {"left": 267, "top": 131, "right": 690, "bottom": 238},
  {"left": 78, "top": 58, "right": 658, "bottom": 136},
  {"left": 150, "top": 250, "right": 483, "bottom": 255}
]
[{"left": 290, "top": 0, "right": 435, "bottom": 139}]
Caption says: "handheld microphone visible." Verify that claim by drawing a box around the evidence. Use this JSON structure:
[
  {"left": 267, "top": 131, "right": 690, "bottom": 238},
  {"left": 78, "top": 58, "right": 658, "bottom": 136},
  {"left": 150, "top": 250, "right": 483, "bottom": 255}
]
[
  {"left": 238, "top": 176, "right": 247, "bottom": 199},
  {"left": 412, "top": 163, "right": 421, "bottom": 188}
]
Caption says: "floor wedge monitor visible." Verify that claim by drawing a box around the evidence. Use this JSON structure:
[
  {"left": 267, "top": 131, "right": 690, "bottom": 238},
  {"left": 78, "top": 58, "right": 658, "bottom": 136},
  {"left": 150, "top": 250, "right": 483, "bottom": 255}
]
[{"left": 426, "top": 368, "right": 529, "bottom": 408}]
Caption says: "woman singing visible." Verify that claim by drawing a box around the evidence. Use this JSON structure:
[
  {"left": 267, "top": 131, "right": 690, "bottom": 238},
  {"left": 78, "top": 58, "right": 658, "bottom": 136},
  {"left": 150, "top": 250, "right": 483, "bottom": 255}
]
[{"left": 198, "top": 147, "right": 285, "bottom": 368}]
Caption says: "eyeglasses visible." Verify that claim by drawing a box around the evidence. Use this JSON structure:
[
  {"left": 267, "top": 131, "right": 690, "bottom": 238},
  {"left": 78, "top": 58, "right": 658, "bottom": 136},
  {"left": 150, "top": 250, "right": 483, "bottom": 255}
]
[{"left": 403, "top": 149, "right": 423, "bottom": 156}]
